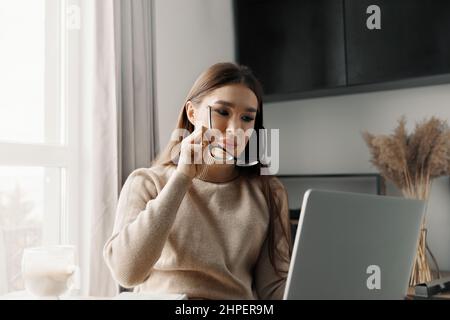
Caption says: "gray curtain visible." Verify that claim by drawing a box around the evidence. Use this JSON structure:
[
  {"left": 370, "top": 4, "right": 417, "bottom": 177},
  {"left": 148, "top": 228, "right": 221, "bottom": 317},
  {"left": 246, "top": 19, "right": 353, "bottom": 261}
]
[{"left": 114, "top": 0, "right": 158, "bottom": 186}]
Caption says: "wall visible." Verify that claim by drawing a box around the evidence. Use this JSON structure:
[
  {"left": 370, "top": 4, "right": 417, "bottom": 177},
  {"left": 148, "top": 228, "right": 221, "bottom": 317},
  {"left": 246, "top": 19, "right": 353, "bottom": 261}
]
[
  {"left": 153, "top": 0, "right": 235, "bottom": 151},
  {"left": 153, "top": 0, "right": 450, "bottom": 271}
]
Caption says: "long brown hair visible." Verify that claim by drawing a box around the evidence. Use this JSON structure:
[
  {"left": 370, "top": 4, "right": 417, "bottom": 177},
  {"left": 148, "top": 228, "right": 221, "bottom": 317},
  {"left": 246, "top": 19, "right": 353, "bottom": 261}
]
[{"left": 152, "top": 62, "right": 292, "bottom": 274}]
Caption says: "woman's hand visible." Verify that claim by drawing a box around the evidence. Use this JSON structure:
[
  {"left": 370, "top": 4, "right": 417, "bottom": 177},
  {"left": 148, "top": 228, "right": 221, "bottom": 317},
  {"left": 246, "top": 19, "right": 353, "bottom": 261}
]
[{"left": 177, "top": 125, "right": 210, "bottom": 179}]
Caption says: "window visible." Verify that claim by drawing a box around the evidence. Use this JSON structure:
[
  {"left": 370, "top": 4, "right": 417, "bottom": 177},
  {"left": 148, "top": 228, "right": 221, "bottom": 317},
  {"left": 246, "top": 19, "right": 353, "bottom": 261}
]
[{"left": 0, "top": 0, "right": 77, "bottom": 295}]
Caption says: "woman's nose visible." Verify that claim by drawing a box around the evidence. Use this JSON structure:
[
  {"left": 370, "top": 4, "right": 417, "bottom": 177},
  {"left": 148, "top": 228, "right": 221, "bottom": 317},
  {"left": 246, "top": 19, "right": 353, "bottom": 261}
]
[
  {"left": 225, "top": 126, "right": 239, "bottom": 139},
  {"left": 225, "top": 119, "right": 241, "bottom": 132}
]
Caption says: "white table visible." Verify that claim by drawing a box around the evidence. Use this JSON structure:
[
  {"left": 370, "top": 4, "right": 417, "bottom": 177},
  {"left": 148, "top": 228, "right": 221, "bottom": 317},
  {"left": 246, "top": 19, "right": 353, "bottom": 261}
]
[{"left": 1, "top": 290, "right": 187, "bottom": 300}]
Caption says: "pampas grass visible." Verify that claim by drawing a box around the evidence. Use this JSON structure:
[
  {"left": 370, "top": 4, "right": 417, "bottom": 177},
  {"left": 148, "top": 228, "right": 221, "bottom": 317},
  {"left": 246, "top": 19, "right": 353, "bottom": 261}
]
[{"left": 363, "top": 116, "right": 450, "bottom": 286}]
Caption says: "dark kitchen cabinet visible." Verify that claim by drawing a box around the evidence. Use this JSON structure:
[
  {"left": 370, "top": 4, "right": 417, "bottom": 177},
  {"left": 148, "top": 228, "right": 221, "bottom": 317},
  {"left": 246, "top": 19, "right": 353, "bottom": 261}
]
[
  {"left": 345, "top": 0, "right": 450, "bottom": 85},
  {"left": 234, "top": 0, "right": 347, "bottom": 100},
  {"left": 234, "top": 0, "right": 450, "bottom": 101}
]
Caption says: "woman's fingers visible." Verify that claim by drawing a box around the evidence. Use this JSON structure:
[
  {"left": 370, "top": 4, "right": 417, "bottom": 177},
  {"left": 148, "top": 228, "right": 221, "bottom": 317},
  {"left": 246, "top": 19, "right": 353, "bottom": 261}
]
[
  {"left": 193, "top": 126, "right": 209, "bottom": 147},
  {"left": 183, "top": 126, "right": 209, "bottom": 162},
  {"left": 177, "top": 125, "right": 214, "bottom": 178}
]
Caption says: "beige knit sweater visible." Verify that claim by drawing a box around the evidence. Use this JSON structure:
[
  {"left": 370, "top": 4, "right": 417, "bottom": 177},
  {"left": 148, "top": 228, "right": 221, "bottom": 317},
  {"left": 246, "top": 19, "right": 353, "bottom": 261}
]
[{"left": 103, "top": 165, "right": 291, "bottom": 300}]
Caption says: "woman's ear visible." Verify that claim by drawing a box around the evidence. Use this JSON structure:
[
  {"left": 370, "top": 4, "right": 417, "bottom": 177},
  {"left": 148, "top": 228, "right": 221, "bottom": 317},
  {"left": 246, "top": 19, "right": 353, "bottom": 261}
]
[{"left": 186, "top": 101, "right": 196, "bottom": 126}]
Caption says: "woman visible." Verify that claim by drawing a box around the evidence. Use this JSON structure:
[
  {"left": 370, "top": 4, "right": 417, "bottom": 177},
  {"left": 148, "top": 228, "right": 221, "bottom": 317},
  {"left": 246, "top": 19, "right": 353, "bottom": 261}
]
[{"left": 103, "top": 62, "right": 292, "bottom": 300}]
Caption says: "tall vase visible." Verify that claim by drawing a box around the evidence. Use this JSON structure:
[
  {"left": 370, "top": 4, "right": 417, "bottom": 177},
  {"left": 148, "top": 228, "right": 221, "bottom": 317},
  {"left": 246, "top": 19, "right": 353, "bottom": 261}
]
[
  {"left": 404, "top": 182, "right": 440, "bottom": 287},
  {"left": 409, "top": 226, "right": 432, "bottom": 286}
]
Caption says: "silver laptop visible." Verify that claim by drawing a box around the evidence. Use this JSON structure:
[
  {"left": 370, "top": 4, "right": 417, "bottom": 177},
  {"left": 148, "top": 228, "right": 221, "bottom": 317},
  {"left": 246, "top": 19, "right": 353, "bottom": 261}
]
[{"left": 284, "top": 189, "right": 426, "bottom": 300}]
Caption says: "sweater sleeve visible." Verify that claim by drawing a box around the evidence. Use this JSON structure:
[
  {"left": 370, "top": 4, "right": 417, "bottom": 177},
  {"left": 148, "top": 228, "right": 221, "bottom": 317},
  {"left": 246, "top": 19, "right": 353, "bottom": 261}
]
[
  {"left": 103, "top": 167, "right": 193, "bottom": 288},
  {"left": 253, "top": 178, "right": 292, "bottom": 300}
]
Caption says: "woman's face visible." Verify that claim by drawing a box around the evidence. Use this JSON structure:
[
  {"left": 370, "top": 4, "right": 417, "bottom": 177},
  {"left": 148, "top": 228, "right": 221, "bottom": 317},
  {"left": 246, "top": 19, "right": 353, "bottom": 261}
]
[{"left": 186, "top": 84, "right": 259, "bottom": 157}]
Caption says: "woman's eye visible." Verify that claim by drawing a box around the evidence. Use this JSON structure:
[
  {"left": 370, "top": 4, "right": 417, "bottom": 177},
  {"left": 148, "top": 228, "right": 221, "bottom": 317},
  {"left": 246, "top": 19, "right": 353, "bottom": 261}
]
[
  {"left": 215, "top": 109, "right": 228, "bottom": 116},
  {"left": 242, "top": 116, "right": 254, "bottom": 122}
]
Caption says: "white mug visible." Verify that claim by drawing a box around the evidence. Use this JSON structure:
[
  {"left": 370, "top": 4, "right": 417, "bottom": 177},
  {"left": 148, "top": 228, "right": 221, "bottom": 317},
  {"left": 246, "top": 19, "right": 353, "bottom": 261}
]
[{"left": 21, "top": 245, "right": 80, "bottom": 299}]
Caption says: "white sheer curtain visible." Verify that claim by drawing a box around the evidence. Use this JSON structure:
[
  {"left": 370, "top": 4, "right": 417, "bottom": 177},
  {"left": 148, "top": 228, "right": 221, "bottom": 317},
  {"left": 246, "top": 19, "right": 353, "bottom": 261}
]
[
  {"left": 76, "top": 0, "right": 156, "bottom": 297},
  {"left": 77, "top": 0, "right": 118, "bottom": 297}
]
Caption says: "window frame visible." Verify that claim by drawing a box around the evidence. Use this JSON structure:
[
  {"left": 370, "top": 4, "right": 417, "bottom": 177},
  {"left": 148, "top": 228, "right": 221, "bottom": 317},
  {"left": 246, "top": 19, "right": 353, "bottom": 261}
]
[{"left": 0, "top": 0, "right": 79, "bottom": 253}]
